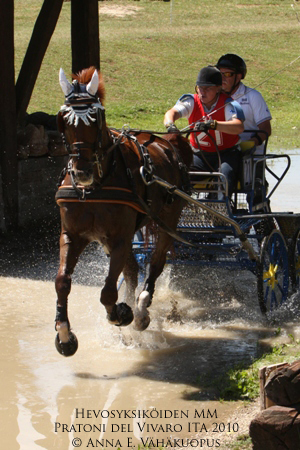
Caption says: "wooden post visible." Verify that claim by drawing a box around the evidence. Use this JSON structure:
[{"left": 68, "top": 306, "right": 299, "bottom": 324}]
[
  {"left": 0, "top": 0, "right": 18, "bottom": 230},
  {"left": 259, "top": 362, "right": 288, "bottom": 410},
  {"left": 15, "top": 0, "right": 64, "bottom": 124},
  {"left": 71, "top": 0, "right": 100, "bottom": 74}
]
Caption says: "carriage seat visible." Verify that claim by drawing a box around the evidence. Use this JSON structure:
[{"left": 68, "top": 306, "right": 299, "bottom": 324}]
[
  {"left": 190, "top": 139, "right": 261, "bottom": 190},
  {"left": 189, "top": 171, "right": 228, "bottom": 200},
  {"left": 234, "top": 135, "right": 270, "bottom": 214},
  {"left": 189, "top": 141, "right": 258, "bottom": 197},
  {"left": 190, "top": 174, "right": 215, "bottom": 190},
  {"left": 236, "top": 138, "right": 268, "bottom": 195},
  {"left": 189, "top": 131, "right": 268, "bottom": 207},
  {"left": 236, "top": 140, "right": 256, "bottom": 191},
  {"left": 236, "top": 129, "right": 269, "bottom": 194}
]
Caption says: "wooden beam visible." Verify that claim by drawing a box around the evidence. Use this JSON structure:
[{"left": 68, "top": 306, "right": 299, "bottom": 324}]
[
  {"left": 71, "top": 0, "right": 100, "bottom": 74},
  {"left": 0, "top": 0, "right": 18, "bottom": 230},
  {"left": 15, "top": 0, "right": 64, "bottom": 124}
]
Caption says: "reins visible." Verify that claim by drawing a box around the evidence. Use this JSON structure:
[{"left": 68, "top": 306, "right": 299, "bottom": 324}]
[
  {"left": 57, "top": 73, "right": 208, "bottom": 246},
  {"left": 59, "top": 119, "right": 195, "bottom": 246},
  {"left": 117, "top": 125, "right": 221, "bottom": 172}
]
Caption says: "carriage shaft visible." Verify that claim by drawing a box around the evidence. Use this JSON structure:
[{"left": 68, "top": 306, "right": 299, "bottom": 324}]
[{"left": 141, "top": 170, "right": 259, "bottom": 263}]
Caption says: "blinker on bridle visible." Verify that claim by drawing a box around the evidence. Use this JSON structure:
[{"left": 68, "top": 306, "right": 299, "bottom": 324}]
[{"left": 60, "top": 90, "right": 106, "bottom": 180}]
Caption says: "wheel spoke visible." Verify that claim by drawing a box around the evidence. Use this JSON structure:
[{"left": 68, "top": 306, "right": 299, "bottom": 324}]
[
  {"left": 295, "top": 253, "right": 300, "bottom": 285},
  {"left": 269, "top": 241, "right": 275, "bottom": 259},
  {"left": 290, "top": 229, "right": 300, "bottom": 291},
  {"left": 270, "top": 290, "right": 278, "bottom": 310},
  {"left": 264, "top": 285, "right": 270, "bottom": 306}
]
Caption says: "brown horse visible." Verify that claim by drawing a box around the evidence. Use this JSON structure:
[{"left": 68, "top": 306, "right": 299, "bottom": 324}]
[{"left": 55, "top": 67, "right": 192, "bottom": 356}]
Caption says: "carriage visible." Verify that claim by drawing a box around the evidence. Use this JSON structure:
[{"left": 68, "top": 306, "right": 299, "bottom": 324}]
[
  {"left": 131, "top": 130, "right": 300, "bottom": 316},
  {"left": 54, "top": 67, "right": 300, "bottom": 357}
]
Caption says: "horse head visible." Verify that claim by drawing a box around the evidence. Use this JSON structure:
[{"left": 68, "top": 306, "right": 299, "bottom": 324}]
[{"left": 57, "top": 67, "right": 110, "bottom": 186}]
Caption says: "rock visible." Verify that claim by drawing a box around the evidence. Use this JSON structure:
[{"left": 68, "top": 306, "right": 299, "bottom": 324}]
[
  {"left": 249, "top": 405, "right": 300, "bottom": 450},
  {"left": 17, "top": 123, "right": 49, "bottom": 157},
  {"left": 48, "top": 131, "right": 67, "bottom": 156},
  {"left": 265, "top": 360, "right": 300, "bottom": 406},
  {"left": 17, "top": 145, "right": 30, "bottom": 159},
  {"left": 26, "top": 111, "right": 57, "bottom": 131}
]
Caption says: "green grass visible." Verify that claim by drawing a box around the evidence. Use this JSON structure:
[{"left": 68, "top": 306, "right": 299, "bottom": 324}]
[
  {"left": 14, "top": 0, "right": 300, "bottom": 150},
  {"left": 205, "top": 336, "right": 300, "bottom": 402},
  {"left": 201, "top": 336, "right": 300, "bottom": 450},
  {"left": 226, "top": 434, "right": 253, "bottom": 450}
]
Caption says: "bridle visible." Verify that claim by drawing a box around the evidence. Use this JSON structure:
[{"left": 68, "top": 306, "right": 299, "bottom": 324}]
[{"left": 60, "top": 90, "right": 106, "bottom": 181}]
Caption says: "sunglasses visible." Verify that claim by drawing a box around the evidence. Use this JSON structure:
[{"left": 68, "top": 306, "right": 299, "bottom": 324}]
[{"left": 220, "top": 71, "right": 236, "bottom": 78}]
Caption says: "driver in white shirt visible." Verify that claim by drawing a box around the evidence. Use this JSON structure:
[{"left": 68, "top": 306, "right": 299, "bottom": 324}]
[{"left": 216, "top": 53, "right": 272, "bottom": 156}]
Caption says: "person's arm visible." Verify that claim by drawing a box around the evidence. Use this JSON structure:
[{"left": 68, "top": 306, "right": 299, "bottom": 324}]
[
  {"left": 251, "top": 120, "right": 271, "bottom": 146},
  {"left": 164, "top": 94, "right": 194, "bottom": 129},
  {"left": 211, "top": 98, "right": 244, "bottom": 134},
  {"left": 250, "top": 90, "right": 272, "bottom": 145},
  {"left": 163, "top": 108, "right": 181, "bottom": 128},
  {"left": 213, "top": 117, "right": 244, "bottom": 135}
]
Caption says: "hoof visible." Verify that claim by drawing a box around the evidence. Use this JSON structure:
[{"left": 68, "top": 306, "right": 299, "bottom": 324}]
[
  {"left": 133, "top": 290, "right": 151, "bottom": 331},
  {"left": 107, "top": 303, "right": 134, "bottom": 327},
  {"left": 133, "top": 313, "right": 150, "bottom": 331},
  {"left": 55, "top": 331, "right": 78, "bottom": 357}
]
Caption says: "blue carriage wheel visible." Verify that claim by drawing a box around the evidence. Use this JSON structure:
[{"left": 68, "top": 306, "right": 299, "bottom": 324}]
[
  {"left": 290, "top": 228, "right": 300, "bottom": 291},
  {"left": 132, "top": 229, "right": 148, "bottom": 285},
  {"left": 257, "top": 230, "right": 289, "bottom": 314}
]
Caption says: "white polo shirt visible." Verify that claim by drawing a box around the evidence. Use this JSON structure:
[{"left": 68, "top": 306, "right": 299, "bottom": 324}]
[{"left": 231, "top": 83, "right": 272, "bottom": 154}]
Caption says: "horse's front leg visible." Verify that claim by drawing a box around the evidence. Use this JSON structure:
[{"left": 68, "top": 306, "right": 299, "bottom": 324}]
[
  {"left": 55, "top": 231, "right": 88, "bottom": 356},
  {"left": 122, "top": 250, "right": 139, "bottom": 306},
  {"left": 134, "top": 231, "right": 173, "bottom": 331},
  {"left": 101, "top": 242, "right": 134, "bottom": 327}
]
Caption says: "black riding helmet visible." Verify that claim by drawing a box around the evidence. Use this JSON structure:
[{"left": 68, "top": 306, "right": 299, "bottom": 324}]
[
  {"left": 216, "top": 54, "right": 247, "bottom": 79},
  {"left": 196, "top": 66, "right": 222, "bottom": 87}
]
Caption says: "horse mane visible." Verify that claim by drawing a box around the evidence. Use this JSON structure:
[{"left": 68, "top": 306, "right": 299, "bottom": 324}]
[{"left": 72, "top": 67, "right": 105, "bottom": 103}]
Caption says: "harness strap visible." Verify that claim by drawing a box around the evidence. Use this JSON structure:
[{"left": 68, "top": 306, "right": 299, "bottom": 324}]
[
  {"left": 58, "top": 128, "right": 194, "bottom": 247},
  {"left": 111, "top": 128, "right": 154, "bottom": 178},
  {"left": 110, "top": 136, "right": 196, "bottom": 247},
  {"left": 134, "top": 192, "right": 197, "bottom": 247},
  {"left": 69, "top": 164, "right": 86, "bottom": 200},
  {"left": 56, "top": 183, "right": 194, "bottom": 246},
  {"left": 56, "top": 185, "right": 147, "bottom": 214}
]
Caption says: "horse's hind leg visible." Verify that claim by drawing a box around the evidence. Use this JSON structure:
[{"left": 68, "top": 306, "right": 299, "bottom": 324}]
[
  {"left": 134, "top": 231, "right": 173, "bottom": 331},
  {"left": 55, "top": 231, "right": 88, "bottom": 356}
]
